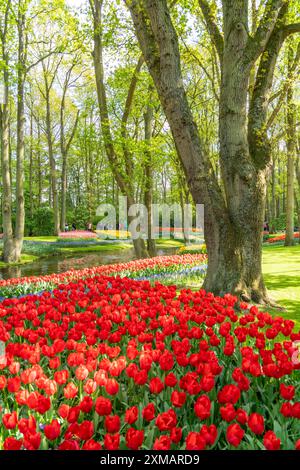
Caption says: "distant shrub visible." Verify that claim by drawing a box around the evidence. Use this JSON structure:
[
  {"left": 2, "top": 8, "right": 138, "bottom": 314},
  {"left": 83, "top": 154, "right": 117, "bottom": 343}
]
[
  {"left": 270, "top": 213, "right": 298, "bottom": 232},
  {"left": 28, "top": 207, "right": 54, "bottom": 236}
]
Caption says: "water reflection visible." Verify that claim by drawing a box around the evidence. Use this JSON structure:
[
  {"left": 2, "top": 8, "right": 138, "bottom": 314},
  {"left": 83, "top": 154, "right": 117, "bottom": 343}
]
[{"left": 0, "top": 247, "right": 176, "bottom": 280}]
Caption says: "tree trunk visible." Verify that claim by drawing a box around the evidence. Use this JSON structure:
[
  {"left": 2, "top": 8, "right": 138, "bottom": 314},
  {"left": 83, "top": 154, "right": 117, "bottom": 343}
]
[
  {"left": 285, "top": 42, "right": 296, "bottom": 246},
  {"left": 59, "top": 64, "right": 79, "bottom": 232},
  {"left": 212, "top": 5, "right": 267, "bottom": 302},
  {"left": 45, "top": 88, "right": 60, "bottom": 235},
  {"left": 90, "top": 0, "right": 148, "bottom": 258},
  {"left": 144, "top": 95, "right": 157, "bottom": 257},
  {"left": 270, "top": 154, "right": 276, "bottom": 230},
  {"left": 0, "top": 55, "right": 15, "bottom": 262},
  {"left": 296, "top": 149, "right": 300, "bottom": 243},
  {"left": 60, "top": 149, "right": 68, "bottom": 231},
  {"left": 29, "top": 109, "right": 34, "bottom": 220},
  {"left": 126, "top": 0, "right": 296, "bottom": 303},
  {"left": 0, "top": 0, "right": 25, "bottom": 263},
  {"left": 37, "top": 117, "right": 42, "bottom": 206},
  {"left": 15, "top": 1, "right": 26, "bottom": 254}
]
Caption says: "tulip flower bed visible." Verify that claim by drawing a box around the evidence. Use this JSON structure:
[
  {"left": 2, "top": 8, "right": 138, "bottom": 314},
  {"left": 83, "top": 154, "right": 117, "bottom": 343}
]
[
  {"left": 0, "top": 254, "right": 207, "bottom": 299},
  {"left": 58, "top": 231, "right": 98, "bottom": 240},
  {"left": 267, "top": 233, "right": 299, "bottom": 244},
  {"left": 0, "top": 273, "right": 300, "bottom": 451}
]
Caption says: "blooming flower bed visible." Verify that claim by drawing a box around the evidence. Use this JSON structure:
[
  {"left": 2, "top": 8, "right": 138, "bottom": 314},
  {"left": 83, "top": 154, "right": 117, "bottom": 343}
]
[
  {"left": 267, "top": 233, "right": 299, "bottom": 244},
  {"left": 95, "top": 230, "right": 130, "bottom": 239},
  {"left": 58, "top": 231, "right": 98, "bottom": 240},
  {"left": 0, "top": 254, "right": 207, "bottom": 299},
  {"left": 0, "top": 274, "right": 299, "bottom": 450}
]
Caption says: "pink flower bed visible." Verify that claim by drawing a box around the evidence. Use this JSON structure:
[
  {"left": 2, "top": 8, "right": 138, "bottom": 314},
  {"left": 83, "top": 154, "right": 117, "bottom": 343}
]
[{"left": 58, "top": 231, "right": 98, "bottom": 239}]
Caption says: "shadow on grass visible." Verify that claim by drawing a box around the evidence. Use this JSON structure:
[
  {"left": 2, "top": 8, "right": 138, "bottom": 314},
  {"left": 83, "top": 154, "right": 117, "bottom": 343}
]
[
  {"left": 268, "top": 300, "right": 300, "bottom": 327},
  {"left": 264, "top": 274, "right": 300, "bottom": 290}
]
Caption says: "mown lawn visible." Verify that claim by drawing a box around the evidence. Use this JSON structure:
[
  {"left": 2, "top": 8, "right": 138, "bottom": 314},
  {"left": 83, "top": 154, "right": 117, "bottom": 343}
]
[
  {"left": 24, "top": 236, "right": 58, "bottom": 243},
  {"left": 0, "top": 253, "right": 39, "bottom": 267},
  {"left": 263, "top": 244, "right": 300, "bottom": 325},
  {"left": 60, "top": 243, "right": 132, "bottom": 254},
  {"left": 155, "top": 238, "right": 185, "bottom": 247}
]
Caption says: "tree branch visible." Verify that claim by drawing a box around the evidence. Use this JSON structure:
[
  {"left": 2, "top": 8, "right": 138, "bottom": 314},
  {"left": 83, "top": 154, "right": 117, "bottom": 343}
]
[
  {"left": 283, "top": 23, "right": 300, "bottom": 37},
  {"left": 274, "top": 121, "right": 300, "bottom": 141},
  {"left": 244, "top": 0, "right": 286, "bottom": 65},
  {"left": 181, "top": 37, "right": 219, "bottom": 101},
  {"left": 248, "top": 4, "right": 288, "bottom": 167},
  {"left": 266, "top": 41, "right": 300, "bottom": 129},
  {"left": 126, "top": 0, "right": 226, "bottom": 219},
  {"left": 88, "top": 0, "right": 96, "bottom": 18},
  {"left": 121, "top": 54, "right": 144, "bottom": 178},
  {"left": 26, "top": 48, "right": 61, "bottom": 72},
  {"left": 198, "top": 0, "right": 223, "bottom": 62},
  {"left": 121, "top": 54, "right": 144, "bottom": 126},
  {"left": 66, "top": 110, "right": 80, "bottom": 155},
  {"left": 0, "top": 0, "right": 12, "bottom": 45}
]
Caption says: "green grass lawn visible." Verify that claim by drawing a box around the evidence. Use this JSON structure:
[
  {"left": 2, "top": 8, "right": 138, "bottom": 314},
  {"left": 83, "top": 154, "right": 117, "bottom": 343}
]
[
  {"left": 22, "top": 236, "right": 184, "bottom": 247},
  {"left": 24, "top": 236, "right": 58, "bottom": 243},
  {"left": 171, "top": 244, "right": 300, "bottom": 325},
  {"left": 60, "top": 243, "right": 133, "bottom": 254},
  {"left": 0, "top": 253, "right": 39, "bottom": 267},
  {"left": 262, "top": 244, "right": 300, "bottom": 324},
  {"left": 155, "top": 238, "right": 185, "bottom": 247}
]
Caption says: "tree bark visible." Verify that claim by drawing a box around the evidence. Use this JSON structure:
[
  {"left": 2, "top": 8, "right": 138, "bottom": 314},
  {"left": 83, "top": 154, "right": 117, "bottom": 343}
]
[
  {"left": 15, "top": 0, "right": 26, "bottom": 255},
  {"left": 285, "top": 41, "right": 296, "bottom": 246},
  {"left": 29, "top": 108, "right": 34, "bottom": 220},
  {"left": 37, "top": 116, "right": 42, "bottom": 206},
  {"left": 45, "top": 89, "right": 60, "bottom": 235},
  {"left": 269, "top": 154, "right": 276, "bottom": 231},
  {"left": 90, "top": 0, "right": 148, "bottom": 258},
  {"left": 60, "top": 64, "right": 80, "bottom": 231},
  {"left": 60, "top": 111, "right": 79, "bottom": 231},
  {"left": 0, "top": 0, "right": 25, "bottom": 263},
  {"left": 0, "top": 48, "right": 15, "bottom": 262},
  {"left": 41, "top": 57, "right": 62, "bottom": 236},
  {"left": 126, "top": 0, "right": 299, "bottom": 302},
  {"left": 144, "top": 92, "right": 157, "bottom": 257}
]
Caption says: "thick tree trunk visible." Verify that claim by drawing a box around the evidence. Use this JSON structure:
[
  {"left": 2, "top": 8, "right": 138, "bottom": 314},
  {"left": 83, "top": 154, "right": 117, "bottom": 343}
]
[
  {"left": 126, "top": 0, "right": 294, "bottom": 303},
  {"left": 202, "top": 174, "right": 267, "bottom": 302},
  {"left": 214, "top": 5, "right": 267, "bottom": 301}
]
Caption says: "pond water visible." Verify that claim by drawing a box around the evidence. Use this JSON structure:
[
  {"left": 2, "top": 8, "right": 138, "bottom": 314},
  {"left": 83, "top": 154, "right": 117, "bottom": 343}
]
[{"left": 0, "top": 247, "right": 177, "bottom": 280}]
